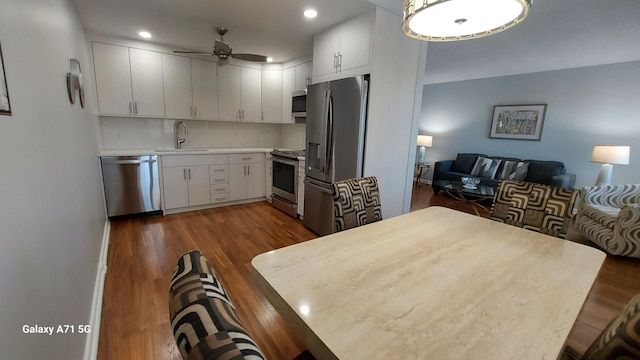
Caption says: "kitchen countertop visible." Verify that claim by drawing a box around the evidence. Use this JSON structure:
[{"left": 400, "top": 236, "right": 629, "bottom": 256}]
[{"left": 100, "top": 148, "right": 279, "bottom": 157}]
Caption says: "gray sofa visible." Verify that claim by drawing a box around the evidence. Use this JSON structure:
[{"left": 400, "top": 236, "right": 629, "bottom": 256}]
[{"left": 432, "top": 153, "right": 576, "bottom": 194}]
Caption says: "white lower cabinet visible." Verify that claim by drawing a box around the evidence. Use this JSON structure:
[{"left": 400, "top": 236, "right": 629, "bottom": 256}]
[
  {"left": 229, "top": 153, "right": 265, "bottom": 201},
  {"left": 162, "top": 154, "right": 228, "bottom": 210},
  {"left": 162, "top": 166, "right": 210, "bottom": 208},
  {"left": 265, "top": 155, "right": 273, "bottom": 200},
  {"left": 209, "top": 164, "right": 230, "bottom": 203}
]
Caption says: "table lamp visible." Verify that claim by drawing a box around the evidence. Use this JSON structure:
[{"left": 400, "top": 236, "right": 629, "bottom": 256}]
[
  {"left": 417, "top": 135, "right": 432, "bottom": 163},
  {"left": 590, "top": 145, "right": 630, "bottom": 186}
]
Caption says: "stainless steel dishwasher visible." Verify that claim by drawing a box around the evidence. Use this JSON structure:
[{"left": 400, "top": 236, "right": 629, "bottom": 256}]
[{"left": 100, "top": 155, "right": 161, "bottom": 218}]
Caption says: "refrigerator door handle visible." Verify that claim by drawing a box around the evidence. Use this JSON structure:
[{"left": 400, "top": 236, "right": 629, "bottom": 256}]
[
  {"left": 325, "top": 91, "right": 334, "bottom": 177},
  {"left": 323, "top": 90, "right": 333, "bottom": 175},
  {"left": 320, "top": 89, "right": 331, "bottom": 173}
]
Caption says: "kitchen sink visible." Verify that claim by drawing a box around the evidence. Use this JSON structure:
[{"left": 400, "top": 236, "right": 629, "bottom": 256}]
[{"left": 154, "top": 149, "right": 209, "bottom": 152}]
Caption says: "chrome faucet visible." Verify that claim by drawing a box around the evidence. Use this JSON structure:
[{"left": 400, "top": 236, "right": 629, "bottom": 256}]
[{"left": 174, "top": 121, "right": 188, "bottom": 149}]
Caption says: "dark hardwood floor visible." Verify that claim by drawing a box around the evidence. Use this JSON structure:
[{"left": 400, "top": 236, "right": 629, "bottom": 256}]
[{"left": 97, "top": 184, "right": 640, "bottom": 359}]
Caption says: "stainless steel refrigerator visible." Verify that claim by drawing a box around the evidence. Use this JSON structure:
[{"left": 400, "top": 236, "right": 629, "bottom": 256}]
[{"left": 303, "top": 75, "right": 369, "bottom": 235}]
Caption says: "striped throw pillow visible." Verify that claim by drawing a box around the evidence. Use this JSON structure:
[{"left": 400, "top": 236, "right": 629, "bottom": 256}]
[
  {"left": 497, "top": 161, "right": 530, "bottom": 180},
  {"left": 470, "top": 156, "right": 501, "bottom": 179}
]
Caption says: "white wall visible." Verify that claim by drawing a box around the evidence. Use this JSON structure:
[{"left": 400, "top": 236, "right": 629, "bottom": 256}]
[
  {"left": 0, "top": 0, "right": 106, "bottom": 358},
  {"left": 420, "top": 61, "right": 640, "bottom": 188},
  {"left": 100, "top": 117, "right": 281, "bottom": 149},
  {"left": 365, "top": 7, "right": 426, "bottom": 218}
]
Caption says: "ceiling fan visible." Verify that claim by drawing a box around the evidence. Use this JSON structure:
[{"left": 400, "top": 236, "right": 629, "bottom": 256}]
[{"left": 174, "top": 27, "right": 268, "bottom": 65}]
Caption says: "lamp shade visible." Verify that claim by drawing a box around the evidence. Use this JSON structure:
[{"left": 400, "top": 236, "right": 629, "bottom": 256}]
[
  {"left": 591, "top": 146, "right": 630, "bottom": 165},
  {"left": 402, "top": 0, "right": 532, "bottom": 41},
  {"left": 417, "top": 135, "right": 433, "bottom": 147}
]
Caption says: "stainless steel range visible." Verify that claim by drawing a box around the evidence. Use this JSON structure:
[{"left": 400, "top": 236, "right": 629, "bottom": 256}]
[{"left": 270, "top": 149, "right": 304, "bottom": 217}]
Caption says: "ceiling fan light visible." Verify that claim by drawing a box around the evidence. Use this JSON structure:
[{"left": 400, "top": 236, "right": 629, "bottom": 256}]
[{"left": 402, "top": 0, "right": 531, "bottom": 41}]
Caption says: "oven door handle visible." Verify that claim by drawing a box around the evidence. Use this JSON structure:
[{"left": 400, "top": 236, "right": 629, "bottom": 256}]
[{"left": 272, "top": 156, "right": 299, "bottom": 167}]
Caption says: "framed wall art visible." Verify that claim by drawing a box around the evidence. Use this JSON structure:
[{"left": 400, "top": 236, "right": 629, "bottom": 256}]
[
  {"left": 0, "top": 41, "right": 11, "bottom": 116},
  {"left": 489, "top": 104, "right": 547, "bottom": 140}
]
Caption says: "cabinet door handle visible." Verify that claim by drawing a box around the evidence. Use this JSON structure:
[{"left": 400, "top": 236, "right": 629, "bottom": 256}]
[
  {"left": 190, "top": 105, "right": 194, "bottom": 117},
  {"left": 333, "top": 53, "right": 337, "bottom": 71},
  {"left": 242, "top": 157, "right": 252, "bottom": 161},
  {"left": 183, "top": 168, "right": 186, "bottom": 180},
  {"left": 129, "top": 101, "right": 133, "bottom": 115},
  {"left": 338, "top": 53, "right": 342, "bottom": 71},
  {"left": 248, "top": 165, "right": 250, "bottom": 176},
  {"left": 134, "top": 101, "right": 138, "bottom": 115},
  {"left": 188, "top": 168, "right": 191, "bottom": 179},
  {"left": 242, "top": 109, "right": 245, "bottom": 120},
  {"left": 261, "top": 111, "right": 264, "bottom": 121},
  {"left": 193, "top": 106, "right": 197, "bottom": 117}
]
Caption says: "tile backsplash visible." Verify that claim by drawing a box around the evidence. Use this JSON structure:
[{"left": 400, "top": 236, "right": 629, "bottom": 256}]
[{"left": 100, "top": 117, "right": 296, "bottom": 150}]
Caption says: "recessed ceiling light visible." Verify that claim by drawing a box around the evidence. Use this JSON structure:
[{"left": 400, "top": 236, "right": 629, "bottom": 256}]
[
  {"left": 138, "top": 31, "right": 152, "bottom": 39},
  {"left": 304, "top": 9, "right": 318, "bottom": 18},
  {"left": 266, "top": 57, "right": 273, "bottom": 63}
]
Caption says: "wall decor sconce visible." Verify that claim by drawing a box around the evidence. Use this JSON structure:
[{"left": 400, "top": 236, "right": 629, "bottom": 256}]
[
  {"left": 0, "top": 40, "right": 11, "bottom": 116},
  {"left": 67, "top": 58, "right": 84, "bottom": 108}
]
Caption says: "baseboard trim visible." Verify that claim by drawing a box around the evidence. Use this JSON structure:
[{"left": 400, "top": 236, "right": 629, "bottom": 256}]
[{"left": 83, "top": 219, "right": 110, "bottom": 360}]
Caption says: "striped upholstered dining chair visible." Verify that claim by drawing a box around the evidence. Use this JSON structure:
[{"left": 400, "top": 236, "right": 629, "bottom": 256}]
[
  {"left": 560, "top": 292, "right": 640, "bottom": 359},
  {"left": 490, "top": 180, "right": 578, "bottom": 238},
  {"left": 332, "top": 176, "right": 383, "bottom": 232}
]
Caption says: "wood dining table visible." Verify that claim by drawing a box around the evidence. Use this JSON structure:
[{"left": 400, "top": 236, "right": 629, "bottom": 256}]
[{"left": 252, "top": 207, "right": 606, "bottom": 360}]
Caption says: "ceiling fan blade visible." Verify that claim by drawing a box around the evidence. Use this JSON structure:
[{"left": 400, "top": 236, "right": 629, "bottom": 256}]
[
  {"left": 232, "top": 53, "right": 268, "bottom": 62},
  {"left": 173, "top": 51, "right": 215, "bottom": 55}
]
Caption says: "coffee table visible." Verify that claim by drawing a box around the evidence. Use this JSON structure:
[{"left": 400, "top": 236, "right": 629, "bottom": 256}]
[{"left": 433, "top": 179, "right": 495, "bottom": 216}]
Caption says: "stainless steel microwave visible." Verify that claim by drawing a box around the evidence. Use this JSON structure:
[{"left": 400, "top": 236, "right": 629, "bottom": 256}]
[{"left": 292, "top": 90, "right": 307, "bottom": 118}]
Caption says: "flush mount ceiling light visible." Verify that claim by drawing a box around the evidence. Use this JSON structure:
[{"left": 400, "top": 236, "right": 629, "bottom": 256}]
[
  {"left": 138, "top": 31, "right": 152, "bottom": 39},
  {"left": 402, "top": 0, "right": 532, "bottom": 41},
  {"left": 304, "top": 9, "right": 318, "bottom": 18}
]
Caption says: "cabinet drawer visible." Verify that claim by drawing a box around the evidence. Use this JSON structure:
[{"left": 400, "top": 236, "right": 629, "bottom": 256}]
[
  {"left": 210, "top": 184, "right": 229, "bottom": 194},
  {"left": 210, "top": 174, "right": 229, "bottom": 185},
  {"left": 210, "top": 164, "right": 229, "bottom": 175},
  {"left": 210, "top": 193, "right": 230, "bottom": 203},
  {"left": 229, "top": 153, "right": 264, "bottom": 164},
  {"left": 162, "top": 154, "right": 229, "bottom": 167}
]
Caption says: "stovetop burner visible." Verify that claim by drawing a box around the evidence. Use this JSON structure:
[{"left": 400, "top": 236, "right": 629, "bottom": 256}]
[{"left": 271, "top": 148, "right": 305, "bottom": 159}]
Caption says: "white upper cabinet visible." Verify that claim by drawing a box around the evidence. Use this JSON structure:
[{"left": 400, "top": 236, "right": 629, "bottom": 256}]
[
  {"left": 93, "top": 43, "right": 165, "bottom": 117},
  {"left": 218, "top": 65, "right": 262, "bottom": 122},
  {"left": 129, "top": 48, "right": 166, "bottom": 117},
  {"left": 162, "top": 55, "right": 218, "bottom": 120},
  {"left": 312, "top": 11, "right": 373, "bottom": 83},
  {"left": 162, "top": 54, "right": 192, "bottom": 119},
  {"left": 217, "top": 64, "right": 242, "bottom": 121},
  {"left": 93, "top": 42, "right": 133, "bottom": 116},
  {"left": 313, "top": 28, "right": 341, "bottom": 79},
  {"left": 240, "top": 67, "right": 262, "bottom": 122},
  {"left": 294, "top": 61, "right": 312, "bottom": 90},
  {"left": 190, "top": 58, "right": 218, "bottom": 120},
  {"left": 281, "top": 67, "right": 295, "bottom": 124},
  {"left": 261, "top": 68, "right": 282, "bottom": 123}
]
